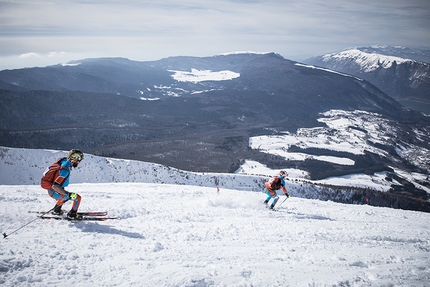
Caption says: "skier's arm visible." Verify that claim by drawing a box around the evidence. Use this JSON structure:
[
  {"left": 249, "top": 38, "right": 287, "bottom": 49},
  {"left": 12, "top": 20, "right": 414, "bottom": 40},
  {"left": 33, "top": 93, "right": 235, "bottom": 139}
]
[
  {"left": 282, "top": 186, "right": 290, "bottom": 197},
  {"left": 52, "top": 168, "right": 70, "bottom": 196},
  {"left": 51, "top": 183, "right": 68, "bottom": 196}
]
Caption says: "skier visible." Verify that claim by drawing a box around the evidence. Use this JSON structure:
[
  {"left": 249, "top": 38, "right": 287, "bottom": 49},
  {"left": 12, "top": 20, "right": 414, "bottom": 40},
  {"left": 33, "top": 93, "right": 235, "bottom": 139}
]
[
  {"left": 41, "top": 149, "right": 84, "bottom": 219},
  {"left": 263, "top": 170, "right": 290, "bottom": 210}
]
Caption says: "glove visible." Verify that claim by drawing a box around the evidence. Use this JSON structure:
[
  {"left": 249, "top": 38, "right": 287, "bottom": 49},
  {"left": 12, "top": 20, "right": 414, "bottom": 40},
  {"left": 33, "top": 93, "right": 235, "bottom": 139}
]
[
  {"left": 68, "top": 192, "right": 78, "bottom": 200},
  {"left": 285, "top": 193, "right": 290, "bottom": 198}
]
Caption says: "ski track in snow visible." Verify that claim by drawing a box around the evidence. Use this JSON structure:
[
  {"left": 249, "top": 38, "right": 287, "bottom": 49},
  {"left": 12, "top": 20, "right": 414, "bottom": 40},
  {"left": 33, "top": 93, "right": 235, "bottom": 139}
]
[{"left": 1, "top": 183, "right": 429, "bottom": 287}]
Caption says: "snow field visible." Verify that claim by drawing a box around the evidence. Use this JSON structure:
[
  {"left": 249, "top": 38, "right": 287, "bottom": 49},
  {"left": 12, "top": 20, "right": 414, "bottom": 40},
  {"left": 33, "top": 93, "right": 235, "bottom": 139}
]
[{"left": 1, "top": 183, "right": 429, "bottom": 287}]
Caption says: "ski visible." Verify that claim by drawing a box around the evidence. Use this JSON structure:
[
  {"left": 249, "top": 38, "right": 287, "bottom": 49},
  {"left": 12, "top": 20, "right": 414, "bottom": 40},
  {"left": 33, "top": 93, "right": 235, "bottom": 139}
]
[
  {"left": 29, "top": 211, "right": 108, "bottom": 216},
  {"left": 265, "top": 205, "right": 279, "bottom": 212},
  {"left": 39, "top": 215, "right": 120, "bottom": 221},
  {"left": 77, "top": 211, "right": 108, "bottom": 217}
]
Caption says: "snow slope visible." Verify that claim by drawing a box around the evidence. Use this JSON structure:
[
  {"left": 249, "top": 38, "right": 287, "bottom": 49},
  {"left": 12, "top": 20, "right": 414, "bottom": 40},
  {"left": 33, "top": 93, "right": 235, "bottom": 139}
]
[
  {"left": 0, "top": 146, "right": 265, "bottom": 191},
  {"left": 169, "top": 69, "right": 240, "bottom": 83},
  {"left": 1, "top": 183, "right": 429, "bottom": 287},
  {"left": 0, "top": 144, "right": 421, "bottom": 214},
  {"left": 0, "top": 146, "right": 385, "bottom": 202}
]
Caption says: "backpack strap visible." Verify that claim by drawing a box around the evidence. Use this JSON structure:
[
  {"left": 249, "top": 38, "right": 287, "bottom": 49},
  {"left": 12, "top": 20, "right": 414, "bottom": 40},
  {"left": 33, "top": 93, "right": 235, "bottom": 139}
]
[{"left": 53, "top": 157, "right": 70, "bottom": 186}]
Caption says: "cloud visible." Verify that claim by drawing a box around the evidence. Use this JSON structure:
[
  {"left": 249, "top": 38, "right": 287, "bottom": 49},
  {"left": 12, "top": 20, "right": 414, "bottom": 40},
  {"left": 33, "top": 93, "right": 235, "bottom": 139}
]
[
  {"left": 0, "top": 51, "right": 74, "bottom": 70},
  {"left": 48, "top": 51, "right": 66, "bottom": 57},
  {"left": 19, "top": 52, "right": 41, "bottom": 59},
  {"left": 19, "top": 51, "right": 66, "bottom": 59}
]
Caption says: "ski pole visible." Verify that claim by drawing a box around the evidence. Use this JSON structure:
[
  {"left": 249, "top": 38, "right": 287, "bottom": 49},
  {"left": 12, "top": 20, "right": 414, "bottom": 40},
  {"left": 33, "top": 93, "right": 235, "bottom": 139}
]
[
  {"left": 3, "top": 207, "right": 55, "bottom": 239},
  {"left": 276, "top": 196, "right": 289, "bottom": 209}
]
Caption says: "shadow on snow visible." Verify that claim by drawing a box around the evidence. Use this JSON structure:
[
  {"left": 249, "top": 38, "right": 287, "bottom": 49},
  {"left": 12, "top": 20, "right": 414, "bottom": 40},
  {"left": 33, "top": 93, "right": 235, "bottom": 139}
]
[{"left": 74, "top": 222, "right": 145, "bottom": 239}]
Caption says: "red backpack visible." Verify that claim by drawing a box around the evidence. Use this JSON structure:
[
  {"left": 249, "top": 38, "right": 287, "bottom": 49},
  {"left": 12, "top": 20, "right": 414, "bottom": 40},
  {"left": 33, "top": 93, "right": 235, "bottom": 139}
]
[
  {"left": 269, "top": 176, "right": 283, "bottom": 190},
  {"left": 40, "top": 158, "right": 69, "bottom": 190}
]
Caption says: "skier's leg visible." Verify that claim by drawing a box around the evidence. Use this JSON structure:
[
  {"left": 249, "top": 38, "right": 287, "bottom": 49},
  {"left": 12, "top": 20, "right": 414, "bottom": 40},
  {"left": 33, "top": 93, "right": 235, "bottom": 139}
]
[
  {"left": 267, "top": 188, "right": 278, "bottom": 204},
  {"left": 272, "top": 195, "right": 279, "bottom": 205},
  {"left": 47, "top": 189, "right": 66, "bottom": 206},
  {"left": 264, "top": 188, "right": 273, "bottom": 203},
  {"left": 69, "top": 194, "right": 81, "bottom": 212},
  {"left": 268, "top": 189, "right": 279, "bottom": 209}
]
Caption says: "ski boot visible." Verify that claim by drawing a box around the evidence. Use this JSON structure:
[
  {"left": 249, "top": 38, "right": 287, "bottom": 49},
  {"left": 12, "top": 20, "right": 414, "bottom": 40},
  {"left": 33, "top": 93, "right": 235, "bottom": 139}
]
[
  {"left": 52, "top": 205, "right": 64, "bottom": 215},
  {"left": 67, "top": 211, "right": 83, "bottom": 220},
  {"left": 269, "top": 203, "right": 275, "bottom": 210},
  {"left": 263, "top": 200, "right": 269, "bottom": 205}
]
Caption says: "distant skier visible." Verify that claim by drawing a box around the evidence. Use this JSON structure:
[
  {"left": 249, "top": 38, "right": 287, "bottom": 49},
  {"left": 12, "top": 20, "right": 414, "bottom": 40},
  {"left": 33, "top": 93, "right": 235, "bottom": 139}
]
[
  {"left": 41, "top": 149, "right": 84, "bottom": 219},
  {"left": 263, "top": 170, "right": 290, "bottom": 210}
]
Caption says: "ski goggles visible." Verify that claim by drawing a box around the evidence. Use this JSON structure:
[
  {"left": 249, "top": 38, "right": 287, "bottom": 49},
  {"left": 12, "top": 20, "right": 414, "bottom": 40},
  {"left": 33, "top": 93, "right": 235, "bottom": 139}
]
[{"left": 69, "top": 153, "right": 83, "bottom": 162}]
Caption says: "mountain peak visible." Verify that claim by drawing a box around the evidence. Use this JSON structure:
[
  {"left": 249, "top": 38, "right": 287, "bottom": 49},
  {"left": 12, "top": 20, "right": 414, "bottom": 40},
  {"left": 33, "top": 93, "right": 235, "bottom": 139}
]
[
  {"left": 321, "top": 49, "right": 410, "bottom": 72},
  {"left": 304, "top": 45, "right": 430, "bottom": 113}
]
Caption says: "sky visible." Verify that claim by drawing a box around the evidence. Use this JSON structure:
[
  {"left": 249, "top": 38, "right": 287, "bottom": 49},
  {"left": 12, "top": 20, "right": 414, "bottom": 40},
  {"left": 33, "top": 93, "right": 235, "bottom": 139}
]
[{"left": 0, "top": 0, "right": 429, "bottom": 71}]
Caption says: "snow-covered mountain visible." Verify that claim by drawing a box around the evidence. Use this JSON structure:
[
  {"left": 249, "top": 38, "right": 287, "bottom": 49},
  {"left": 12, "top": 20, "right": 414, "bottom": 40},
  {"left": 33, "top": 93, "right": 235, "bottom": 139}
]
[
  {"left": 245, "top": 109, "right": 430, "bottom": 183},
  {"left": 0, "top": 51, "right": 429, "bottom": 211},
  {"left": 1, "top": 49, "right": 429, "bottom": 285},
  {"left": 1, "top": 52, "right": 426, "bottom": 174},
  {"left": 358, "top": 45, "right": 430, "bottom": 63},
  {"left": 1, "top": 136, "right": 429, "bottom": 212},
  {"left": 304, "top": 46, "right": 430, "bottom": 113},
  {"left": 321, "top": 49, "right": 410, "bottom": 72},
  {"left": 0, "top": 145, "right": 383, "bottom": 196}
]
